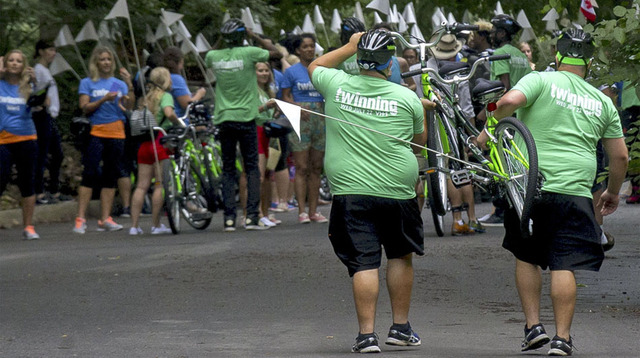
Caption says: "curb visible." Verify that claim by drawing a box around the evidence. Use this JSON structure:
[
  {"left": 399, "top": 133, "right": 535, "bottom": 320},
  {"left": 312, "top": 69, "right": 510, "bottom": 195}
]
[{"left": 0, "top": 200, "right": 102, "bottom": 229}]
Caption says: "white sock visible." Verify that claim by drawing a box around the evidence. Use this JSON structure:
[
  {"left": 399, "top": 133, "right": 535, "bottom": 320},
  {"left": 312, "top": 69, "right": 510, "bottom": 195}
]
[{"left": 600, "top": 226, "right": 608, "bottom": 245}]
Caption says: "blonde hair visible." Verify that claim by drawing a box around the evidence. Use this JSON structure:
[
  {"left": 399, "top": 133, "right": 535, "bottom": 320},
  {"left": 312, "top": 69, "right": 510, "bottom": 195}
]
[
  {"left": 145, "top": 67, "right": 172, "bottom": 116},
  {"left": 255, "top": 62, "right": 275, "bottom": 98},
  {"left": 1, "top": 50, "right": 32, "bottom": 100},
  {"left": 88, "top": 46, "right": 115, "bottom": 81}
]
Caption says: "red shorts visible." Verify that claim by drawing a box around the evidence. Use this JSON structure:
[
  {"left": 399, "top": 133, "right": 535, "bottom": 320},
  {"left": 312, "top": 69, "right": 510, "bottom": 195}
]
[
  {"left": 137, "top": 134, "right": 169, "bottom": 164},
  {"left": 257, "top": 125, "right": 269, "bottom": 157}
]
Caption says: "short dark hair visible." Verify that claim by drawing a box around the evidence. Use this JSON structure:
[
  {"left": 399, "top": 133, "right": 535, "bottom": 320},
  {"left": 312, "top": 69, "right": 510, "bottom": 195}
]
[
  {"left": 371, "top": 22, "right": 393, "bottom": 31},
  {"left": 34, "top": 39, "right": 55, "bottom": 58},
  {"left": 292, "top": 33, "right": 316, "bottom": 50},
  {"left": 162, "top": 46, "right": 183, "bottom": 74}
]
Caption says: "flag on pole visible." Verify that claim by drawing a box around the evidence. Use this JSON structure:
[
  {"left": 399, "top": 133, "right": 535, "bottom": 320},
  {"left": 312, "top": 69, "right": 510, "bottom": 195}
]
[
  {"left": 195, "top": 33, "right": 212, "bottom": 52},
  {"left": 580, "top": 0, "right": 597, "bottom": 22},
  {"left": 330, "top": 9, "right": 342, "bottom": 33},
  {"left": 145, "top": 24, "right": 156, "bottom": 43},
  {"left": 75, "top": 20, "right": 99, "bottom": 42},
  {"left": 410, "top": 24, "right": 425, "bottom": 44},
  {"left": 373, "top": 12, "right": 383, "bottom": 25},
  {"left": 462, "top": 10, "right": 474, "bottom": 24},
  {"left": 354, "top": 2, "right": 365, "bottom": 23},
  {"left": 517, "top": 10, "right": 536, "bottom": 42},
  {"left": 397, "top": 12, "right": 408, "bottom": 33},
  {"left": 50, "top": 53, "right": 81, "bottom": 80},
  {"left": 180, "top": 39, "right": 198, "bottom": 55},
  {"left": 313, "top": 5, "right": 325, "bottom": 25},
  {"left": 54, "top": 25, "right": 75, "bottom": 47},
  {"left": 155, "top": 23, "right": 173, "bottom": 41},
  {"left": 254, "top": 15, "right": 264, "bottom": 35},
  {"left": 542, "top": 8, "right": 560, "bottom": 32},
  {"left": 241, "top": 8, "right": 256, "bottom": 30},
  {"left": 274, "top": 99, "right": 301, "bottom": 140},
  {"left": 388, "top": 4, "right": 399, "bottom": 24},
  {"left": 176, "top": 20, "right": 191, "bottom": 40},
  {"left": 302, "top": 13, "right": 315, "bottom": 34},
  {"left": 161, "top": 9, "right": 184, "bottom": 26},
  {"left": 403, "top": 2, "right": 417, "bottom": 25},
  {"left": 98, "top": 21, "right": 113, "bottom": 41},
  {"left": 222, "top": 12, "right": 230, "bottom": 24},
  {"left": 292, "top": 26, "right": 303, "bottom": 35},
  {"left": 447, "top": 12, "right": 457, "bottom": 25},
  {"left": 104, "top": 0, "right": 130, "bottom": 20},
  {"left": 494, "top": 1, "right": 504, "bottom": 16},
  {"left": 366, "top": 0, "right": 390, "bottom": 16},
  {"left": 315, "top": 43, "right": 324, "bottom": 56},
  {"left": 432, "top": 7, "right": 447, "bottom": 30}
]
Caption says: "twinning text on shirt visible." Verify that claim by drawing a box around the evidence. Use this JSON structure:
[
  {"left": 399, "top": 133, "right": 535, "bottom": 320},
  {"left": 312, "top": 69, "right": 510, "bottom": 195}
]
[{"left": 335, "top": 87, "right": 399, "bottom": 116}]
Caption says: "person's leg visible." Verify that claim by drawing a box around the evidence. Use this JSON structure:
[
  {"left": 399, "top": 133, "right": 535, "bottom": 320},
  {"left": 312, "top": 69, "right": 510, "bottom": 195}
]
[
  {"left": 131, "top": 163, "right": 153, "bottom": 229},
  {"left": 76, "top": 186, "right": 92, "bottom": 219},
  {"left": 100, "top": 138, "right": 124, "bottom": 222},
  {"left": 220, "top": 123, "right": 240, "bottom": 221},
  {"left": 274, "top": 168, "right": 289, "bottom": 207},
  {"left": 550, "top": 270, "right": 576, "bottom": 341},
  {"left": 100, "top": 188, "right": 117, "bottom": 222},
  {"left": 461, "top": 185, "right": 477, "bottom": 221},
  {"left": 33, "top": 112, "right": 50, "bottom": 201},
  {"left": 293, "top": 150, "right": 309, "bottom": 216},
  {"left": 21, "top": 195, "right": 36, "bottom": 227},
  {"left": 118, "top": 176, "right": 132, "bottom": 212},
  {"left": 386, "top": 254, "right": 414, "bottom": 325},
  {"left": 353, "top": 268, "right": 380, "bottom": 334},
  {"left": 238, "top": 172, "right": 247, "bottom": 219},
  {"left": 308, "top": 148, "right": 324, "bottom": 217},
  {"left": 150, "top": 160, "right": 165, "bottom": 228},
  {"left": 238, "top": 123, "right": 261, "bottom": 222},
  {"left": 448, "top": 180, "right": 463, "bottom": 222},
  {"left": 77, "top": 136, "right": 103, "bottom": 220},
  {"left": 258, "top": 153, "right": 270, "bottom": 218},
  {"left": 47, "top": 121, "right": 64, "bottom": 196},
  {"left": 515, "top": 259, "right": 543, "bottom": 328}
]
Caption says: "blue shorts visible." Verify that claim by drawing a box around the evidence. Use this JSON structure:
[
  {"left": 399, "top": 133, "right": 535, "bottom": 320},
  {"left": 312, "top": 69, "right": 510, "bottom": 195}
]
[{"left": 328, "top": 194, "right": 424, "bottom": 277}]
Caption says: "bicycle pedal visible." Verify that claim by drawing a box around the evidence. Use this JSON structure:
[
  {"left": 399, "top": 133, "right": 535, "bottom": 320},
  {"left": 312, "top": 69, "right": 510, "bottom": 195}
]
[{"left": 451, "top": 169, "right": 472, "bottom": 187}]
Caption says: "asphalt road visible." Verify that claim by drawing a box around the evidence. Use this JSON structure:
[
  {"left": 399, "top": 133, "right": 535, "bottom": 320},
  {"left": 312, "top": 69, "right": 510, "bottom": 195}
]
[{"left": 1, "top": 202, "right": 639, "bottom": 357}]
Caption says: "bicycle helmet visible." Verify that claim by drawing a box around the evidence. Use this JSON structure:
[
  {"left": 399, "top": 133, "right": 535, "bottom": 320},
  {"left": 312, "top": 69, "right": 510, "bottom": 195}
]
[
  {"left": 340, "top": 17, "right": 366, "bottom": 45},
  {"left": 221, "top": 18, "right": 246, "bottom": 46},
  {"left": 556, "top": 28, "right": 595, "bottom": 67},
  {"left": 357, "top": 29, "right": 396, "bottom": 74},
  {"left": 490, "top": 14, "right": 521, "bottom": 36}
]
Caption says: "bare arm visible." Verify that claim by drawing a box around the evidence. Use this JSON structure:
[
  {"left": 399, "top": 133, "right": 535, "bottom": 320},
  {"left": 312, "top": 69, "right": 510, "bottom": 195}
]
[
  {"left": 247, "top": 29, "right": 282, "bottom": 60},
  {"left": 598, "top": 137, "right": 629, "bottom": 216},
  {"left": 281, "top": 88, "right": 294, "bottom": 104},
  {"left": 80, "top": 93, "right": 116, "bottom": 115},
  {"left": 308, "top": 32, "right": 363, "bottom": 78},
  {"left": 411, "top": 100, "right": 432, "bottom": 153},
  {"left": 163, "top": 105, "right": 184, "bottom": 127},
  {"left": 476, "top": 89, "right": 527, "bottom": 146}
]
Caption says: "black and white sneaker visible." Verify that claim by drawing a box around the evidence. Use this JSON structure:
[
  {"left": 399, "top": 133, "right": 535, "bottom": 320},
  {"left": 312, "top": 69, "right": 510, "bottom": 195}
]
[
  {"left": 548, "top": 335, "right": 573, "bottom": 356},
  {"left": 522, "top": 323, "right": 550, "bottom": 351},
  {"left": 385, "top": 322, "right": 421, "bottom": 346},
  {"left": 351, "top": 333, "right": 381, "bottom": 353}
]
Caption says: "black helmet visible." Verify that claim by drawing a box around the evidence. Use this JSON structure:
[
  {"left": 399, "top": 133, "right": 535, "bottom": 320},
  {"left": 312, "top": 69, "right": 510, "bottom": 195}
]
[
  {"left": 221, "top": 18, "right": 246, "bottom": 45},
  {"left": 491, "top": 14, "right": 521, "bottom": 35},
  {"left": 357, "top": 29, "right": 396, "bottom": 71},
  {"left": 340, "top": 17, "right": 366, "bottom": 45},
  {"left": 556, "top": 28, "right": 595, "bottom": 65}
]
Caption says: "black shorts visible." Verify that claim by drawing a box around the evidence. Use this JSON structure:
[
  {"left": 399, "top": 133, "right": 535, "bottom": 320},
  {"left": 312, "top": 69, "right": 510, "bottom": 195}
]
[
  {"left": 328, "top": 194, "right": 424, "bottom": 277},
  {"left": 503, "top": 193, "right": 604, "bottom": 271}
]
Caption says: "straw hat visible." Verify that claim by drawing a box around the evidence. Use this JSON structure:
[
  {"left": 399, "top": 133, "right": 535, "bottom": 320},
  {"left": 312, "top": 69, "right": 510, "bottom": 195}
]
[{"left": 429, "top": 33, "right": 463, "bottom": 60}]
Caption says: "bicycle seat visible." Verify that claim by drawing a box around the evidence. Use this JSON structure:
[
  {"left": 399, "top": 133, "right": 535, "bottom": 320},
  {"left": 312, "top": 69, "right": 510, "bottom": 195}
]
[
  {"left": 472, "top": 78, "right": 505, "bottom": 99},
  {"left": 438, "top": 62, "right": 470, "bottom": 78},
  {"left": 159, "top": 134, "right": 180, "bottom": 148}
]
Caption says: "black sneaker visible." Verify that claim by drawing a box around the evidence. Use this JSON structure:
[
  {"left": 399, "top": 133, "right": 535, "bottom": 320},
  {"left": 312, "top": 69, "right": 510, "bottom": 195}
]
[
  {"left": 245, "top": 217, "right": 270, "bottom": 230},
  {"left": 351, "top": 333, "right": 381, "bottom": 353},
  {"left": 223, "top": 217, "right": 236, "bottom": 232},
  {"left": 602, "top": 231, "right": 615, "bottom": 252},
  {"left": 478, "top": 213, "right": 504, "bottom": 227},
  {"left": 120, "top": 207, "right": 131, "bottom": 218},
  {"left": 385, "top": 322, "right": 421, "bottom": 346},
  {"left": 548, "top": 335, "right": 573, "bottom": 356},
  {"left": 521, "top": 323, "right": 550, "bottom": 351}
]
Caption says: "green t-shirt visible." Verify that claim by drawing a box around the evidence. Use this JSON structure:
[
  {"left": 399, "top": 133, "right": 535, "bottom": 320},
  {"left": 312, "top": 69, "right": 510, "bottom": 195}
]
[
  {"left": 256, "top": 88, "right": 274, "bottom": 126},
  {"left": 205, "top": 46, "right": 270, "bottom": 124},
  {"left": 513, "top": 71, "right": 623, "bottom": 198},
  {"left": 156, "top": 92, "right": 175, "bottom": 131},
  {"left": 311, "top": 67, "right": 424, "bottom": 199},
  {"left": 491, "top": 44, "right": 532, "bottom": 88},
  {"left": 337, "top": 54, "right": 360, "bottom": 75}
]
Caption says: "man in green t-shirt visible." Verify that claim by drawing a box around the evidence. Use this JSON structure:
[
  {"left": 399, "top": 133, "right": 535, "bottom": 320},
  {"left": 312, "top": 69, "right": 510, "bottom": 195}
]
[
  {"left": 477, "top": 29, "right": 628, "bottom": 356},
  {"left": 309, "top": 29, "right": 428, "bottom": 353},
  {"left": 204, "top": 19, "right": 282, "bottom": 231},
  {"left": 489, "top": 14, "right": 532, "bottom": 90}
]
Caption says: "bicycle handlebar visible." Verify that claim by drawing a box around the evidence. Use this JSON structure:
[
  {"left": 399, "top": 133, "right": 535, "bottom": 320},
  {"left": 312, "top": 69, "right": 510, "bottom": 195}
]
[
  {"left": 390, "top": 23, "right": 479, "bottom": 50},
  {"left": 400, "top": 54, "right": 511, "bottom": 86}
]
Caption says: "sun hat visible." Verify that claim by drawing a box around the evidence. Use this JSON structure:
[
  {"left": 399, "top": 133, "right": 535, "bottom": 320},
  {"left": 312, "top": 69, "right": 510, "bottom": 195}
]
[{"left": 429, "top": 33, "right": 463, "bottom": 60}]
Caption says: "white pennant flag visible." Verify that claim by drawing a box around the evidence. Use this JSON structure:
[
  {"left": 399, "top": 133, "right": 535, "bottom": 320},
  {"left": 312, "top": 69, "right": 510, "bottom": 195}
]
[
  {"left": 397, "top": 12, "right": 408, "bottom": 33},
  {"left": 494, "top": 1, "right": 504, "bottom": 15},
  {"left": 517, "top": 10, "right": 536, "bottom": 42},
  {"left": 222, "top": 12, "right": 230, "bottom": 24},
  {"left": 330, "top": 9, "right": 342, "bottom": 33},
  {"left": 313, "top": 5, "right": 325, "bottom": 25},
  {"left": 447, "top": 12, "right": 457, "bottom": 25},
  {"left": 292, "top": 26, "right": 303, "bottom": 35},
  {"left": 254, "top": 15, "right": 264, "bottom": 35},
  {"left": 366, "top": 0, "right": 390, "bottom": 16},
  {"left": 195, "top": 33, "right": 212, "bottom": 52},
  {"left": 54, "top": 25, "right": 75, "bottom": 47},
  {"left": 432, "top": 7, "right": 447, "bottom": 30},
  {"left": 241, "top": 8, "right": 256, "bottom": 30},
  {"left": 410, "top": 24, "right": 425, "bottom": 44},
  {"left": 98, "top": 21, "right": 113, "bottom": 41},
  {"left": 462, "top": 10, "right": 474, "bottom": 24},
  {"left": 176, "top": 20, "right": 191, "bottom": 39},
  {"left": 180, "top": 39, "right": 198, "bottom": 55},
  {"left": 161, "top": 9, "right": 184, "bottom": 26},
  {"left": 354, "top": 2, "right": 365, "bottom": 23},
  {"left": 315, "top": 42, "right": 324, "bottom": 56},
  {"left": 145, "top": 24, "right": 156, "bottom": 43},
  {"left": 373, "top": 12, "right": 383, "bottom": 25},
  {"left": 302, "top": 13, "right": 315, "bottom": 34},
  {"left": 105, "top": 0, "right": 130, "bottom": 20},
  {"left": 542, "top": 8, "right": 560, "bottom": 32},
  {"left": 388, "top": 5, "right": 399, "bottom": 24},
  {"left": 75, "top": 20, "right": 99, "bottom": 42},
  {"left": 155, "top": 22, "right": 173, "bottom": 40},
  {"left": 403, "top": 2, "right": 417, "bottom": 25},
  {"left": 274, "top": 99, "right": 301, "bottom": 140},
  {"left": 50, "top": 53, "right": 80, "bottom": 80}
]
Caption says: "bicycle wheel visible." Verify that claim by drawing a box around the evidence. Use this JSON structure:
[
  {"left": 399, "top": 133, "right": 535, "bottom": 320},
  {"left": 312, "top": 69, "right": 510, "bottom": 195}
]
[
  {"left": 426, "top": 178, "right": 445, "bottom": 237},
  {"left": 494, "top": 117, "right": 538, "bottom": 237},
  {"left": 426, "top": 110, "right": 449, "bottom": 216},
  {"left": 181, "top": 165, "right": 213, "bottom": 230},
  {"left": 162, "top": 159, "right": 181, "bottom": 234},
  {"left": 191, "top": 153, "right": 220, "bottom": 213}
]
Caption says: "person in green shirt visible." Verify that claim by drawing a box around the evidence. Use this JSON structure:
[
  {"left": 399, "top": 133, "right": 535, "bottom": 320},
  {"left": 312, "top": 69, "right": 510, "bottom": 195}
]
[
  {"left": 336, "top": 17, "right": 365, "bottom": 76},
  {"left": 310, "top": 29, "right": 429, "bottom": 354},
  {"left": 204, "top": 19, "right": 282, "bottom": 231},
  {"left": 477, "top": 29, "right": 628, "bottom": 356},
  {"left": 489, "top": 14, "right": 532, "bottom": 90}
]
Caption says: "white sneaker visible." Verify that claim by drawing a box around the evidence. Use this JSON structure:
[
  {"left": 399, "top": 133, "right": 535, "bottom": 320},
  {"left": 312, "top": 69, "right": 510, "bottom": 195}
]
[
  {"left": 151, "top": 224, "right": 172, "bottom": 235},
  {"left": 260, "top": 216, "right": 277, "bottom": 227},
  {"left": 129, "top": 227, "right": 143, "bottom": 235}
]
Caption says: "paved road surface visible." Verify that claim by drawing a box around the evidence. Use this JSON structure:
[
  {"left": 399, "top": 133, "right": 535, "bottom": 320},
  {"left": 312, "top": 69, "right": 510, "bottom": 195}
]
[{"left": 1, "top": 202, "right": 639, "bottom": 357}]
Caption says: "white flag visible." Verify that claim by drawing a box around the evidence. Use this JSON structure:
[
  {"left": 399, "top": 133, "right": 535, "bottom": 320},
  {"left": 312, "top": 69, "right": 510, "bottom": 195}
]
[
  {"left": 254, "top": 16, "right": 264, "bottom": 35},
  {"left": 241, "top": 8, "right": 256, "bottom": 30},
  {"left": 98, "top": 21, "right": 113, "bottom": 41},
  {"left": 222, "top": 12, "right": 230, "bottom": 24},
  {"left": 397, "top": 12, "right": 408, "bottom": 33},
  {"left": 388, "top": 5, "right": 399, "bottom": 24},
  {"left": 354, "top": 2, "right": 365, "bottom": 23},
  {"left": 75, "top": 20, "right": 99, "bottom": 43},
  {"left": 373, "top": 12, "right": 383, "bottom": 25},
  {"left": 330, "top": 9, "right": 342, "bottom": 33},
  {"left": 366, "top": 0, "right": 390, "bottom": 16},
  {"left": 161, "top": 9, "right": 183, "bottom": 26},
  {"left": 50, "top": 53, "right": 76, "bottom": 77},
  {"left": 176, "top": 20, "right": 191, "bottom": 39},
  {"left": 195, "top": 33, "right": 212, "bottom": 52},
  {"left": 302, "top": 13, "right": 315, "bottom": 34},
  {"left": 104, "top": 0, "right": 129, "bottom": 20},
  {"left": 145, "top": 24, "right": 156, "bottom": 43},
  {"left": 462, "top": 10, "right": 474, "bottom": 24},
  {"left": 313, "top": 5, "right": 325, "bottom": 25},
  {"left": 292, "top": 26, "right": 302, "bottom": 35},
  {"left": 517, "top": 10, "right": 532, "bottom": 29},
  {"left": 54, "top": 25, "right": 75, "bottom": 47},
  {"left": 542, "top": 8, "right": 559, "bottom": 32},
  {"left": 447, "top": 12, "right": 457, "bottom": 25},
  {"left": 274, "top": 99, "right": 301, "bottom": 141},
  {"left": 410, "top": 24, "right": 425, "bottom": 44},
  {"left": 520, "top": 28, "right": 537, "bottom": 43},
  {"left": 315, "top": 42, "right": 324, "bottom": 56},
  {"left": 155, "top": 22, "right": 173, "bottom": 41},
  {"left": 180, "top": 39, "right": 198, "bottom": 55},
  {"left": 403, "top": 2, "right": 417, "bottom": 25},
  {"left": 494, "top": 1, "right": 504, "bottom": 15},
  {"left": 432, "top": 7, "right": 447, "bottom": 30}
]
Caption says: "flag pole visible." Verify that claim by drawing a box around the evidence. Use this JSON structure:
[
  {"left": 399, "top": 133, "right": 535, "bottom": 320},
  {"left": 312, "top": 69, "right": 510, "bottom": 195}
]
[
  {"left": 321, "top": 24, "right": 332, "bottom": 48},
  {"left": 72, "top": 44, "right": 90, "bottom": 77}
]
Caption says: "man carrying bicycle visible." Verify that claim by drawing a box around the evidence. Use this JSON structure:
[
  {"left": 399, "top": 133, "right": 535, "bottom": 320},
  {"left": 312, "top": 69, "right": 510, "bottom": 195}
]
[
  {"left": 477, "top": 28, "right": 628, "bottom": 356},
  {"left": 309, "top": 29, "right": 428, "bottom": 353}
]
